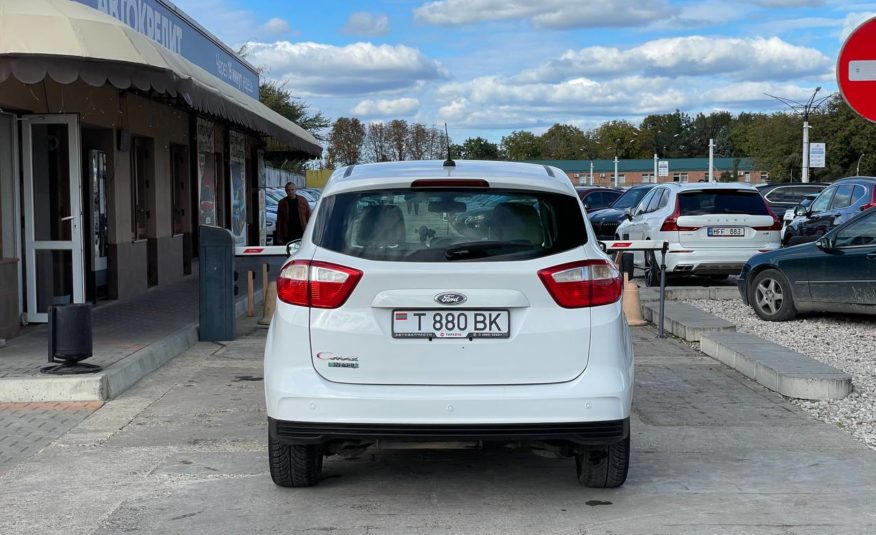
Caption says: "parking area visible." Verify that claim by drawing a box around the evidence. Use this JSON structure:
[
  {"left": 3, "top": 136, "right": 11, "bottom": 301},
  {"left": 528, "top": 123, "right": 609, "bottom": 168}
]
[{"left": 1, "top": 319, "right": 874, "bottom": 534}]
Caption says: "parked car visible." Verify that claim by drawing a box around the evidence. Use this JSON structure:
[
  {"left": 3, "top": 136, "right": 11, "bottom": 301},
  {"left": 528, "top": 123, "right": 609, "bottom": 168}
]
[
  {"left": 738, "top": 205, "right": 876, "bottom": 321},
  {"left": 756, "top": 182, "right": 828, "bottom": 218},
  {"left": 615, "top": 183, "right": 782, "bottom": 285},
  {"left": 783, "top": 177, "right": 876, "bottom": 246},
  {"left": 781, "top": 193, "right": 818, "bottom": 242},
  {"left": 266, "top": 187, "right": 320, "bottom": 244},
  {"left": 574, "top": 187, "right": 622, "bottom": 212},
  {"left": 265, "top": 160, "right": 633, "bottom": 488},
  {"left": 587, "top": 184, "right": 658, "bottom": 240}
]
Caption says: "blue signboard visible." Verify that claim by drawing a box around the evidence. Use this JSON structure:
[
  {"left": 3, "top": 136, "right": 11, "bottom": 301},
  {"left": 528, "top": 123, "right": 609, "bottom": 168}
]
[{"left": 72, "top": 0, "right": 259, "bottom": 99}]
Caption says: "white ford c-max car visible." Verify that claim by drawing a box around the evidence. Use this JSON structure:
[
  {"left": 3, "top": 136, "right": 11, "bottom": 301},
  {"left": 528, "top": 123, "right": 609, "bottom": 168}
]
[
  {"left": 615, "top": 183, "right": 782, "bottom": 285},
  {"left": 264, "top": 160, "right": 634, "bottom": 488}
]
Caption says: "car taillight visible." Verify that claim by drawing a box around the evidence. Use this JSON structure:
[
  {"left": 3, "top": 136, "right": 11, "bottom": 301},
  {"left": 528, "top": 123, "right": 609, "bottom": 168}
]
[
  {"left": 660, "top": 198, "right": 699, "bottom": 232},
  {"left": 538, "top": 260, "right": 622, "bottom": 308},
  {"left": 754, "top": 207, "right": 783, "bottom": 231},
  {"left": 277, "top": 260, "right": 362, "bottom": 309},
  {"left": 861, "top": 189, "right": 876, "bottom": 211}
]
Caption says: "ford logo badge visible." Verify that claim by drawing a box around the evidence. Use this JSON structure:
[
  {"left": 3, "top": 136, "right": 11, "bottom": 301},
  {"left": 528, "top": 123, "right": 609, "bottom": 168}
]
[{"left": 434, "top": 292, "right": 467, "bottom": 306}]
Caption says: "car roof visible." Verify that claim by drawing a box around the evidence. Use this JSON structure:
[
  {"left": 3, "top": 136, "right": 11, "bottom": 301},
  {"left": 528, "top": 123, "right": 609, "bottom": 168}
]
[
  {"left": 834, "top": 176, "right": 876, "bottom": 185},
  {"left": 756, "top": 182, "right": 829, "bottom": 191},
  {"left": 657, "top": 182, "right": 759, "bottom": 191},
  {"left": 326, "top": 160, "right": 575, "bottom": 195}
]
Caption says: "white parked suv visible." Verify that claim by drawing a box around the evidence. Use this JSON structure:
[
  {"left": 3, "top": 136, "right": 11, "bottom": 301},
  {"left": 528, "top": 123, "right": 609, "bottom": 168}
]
[
  {"left": 615, "top": 183, "right": 782, "bottom": 285},
  {"left": 264, "top": 160, "right": 634, "bottom": 488}
]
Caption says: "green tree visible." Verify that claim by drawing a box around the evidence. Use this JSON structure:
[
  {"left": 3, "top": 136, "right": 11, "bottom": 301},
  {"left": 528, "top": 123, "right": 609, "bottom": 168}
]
[
  {"left": 539, "top": 124, "right": 589, "bottom": 159},
  {"left": 501, "top": 130, "right": 542, "bottom": 160},
  {"left": 327, "top": 117, "right": 366, "bottom": 167},
  {"left": 593, "top": 120, "right": 640, "bottom": 159},
  {"left": 457, "top": 137, "right": 499, "bottom": 160}
]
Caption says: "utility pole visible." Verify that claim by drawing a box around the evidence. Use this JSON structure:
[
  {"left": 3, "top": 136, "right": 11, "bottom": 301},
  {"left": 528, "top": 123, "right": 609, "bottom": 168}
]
[
  {"left": 653, "top": 153, "right": 658, "bottom": 184},
  {"left": 765, "top": 87, "right": 830, "bottom": 184},
  {"left": 613, "top": 156, "right": 619, "bottom": 187},
  {"left": 857, "top": 153, "right": 866, "bottom": 175},
  {"left": 590, "top": 161, "right": 594, "bottom": 185},
  {"left": 708, "top": 138, "right": 715, "bottom": 183}
]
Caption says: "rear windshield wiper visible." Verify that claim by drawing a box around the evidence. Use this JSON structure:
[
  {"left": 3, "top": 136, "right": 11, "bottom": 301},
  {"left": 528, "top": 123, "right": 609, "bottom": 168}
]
[{"left": 444, "top": 241, "right": 537, "bottom": 260}]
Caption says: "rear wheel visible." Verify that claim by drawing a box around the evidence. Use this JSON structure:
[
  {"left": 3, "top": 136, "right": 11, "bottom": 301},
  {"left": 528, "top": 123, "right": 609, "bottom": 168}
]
[
  {"left": 575, "top": 436, "right": 630, "bottom": 488},
  {"left": 269, "top": 434, "right": 323, "bottom": 487},
  {"left": 749, "top": 269, "right": 797, "bottom": 321}
]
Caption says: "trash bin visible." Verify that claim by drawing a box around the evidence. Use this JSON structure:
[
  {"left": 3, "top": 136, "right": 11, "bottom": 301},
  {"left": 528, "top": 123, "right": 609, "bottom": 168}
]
[
  {"left": 41, "top": 303, "right": 100, "bottom": 375},
  {"left": 199, "top": 225, "right": 236, "bottom": 341}
]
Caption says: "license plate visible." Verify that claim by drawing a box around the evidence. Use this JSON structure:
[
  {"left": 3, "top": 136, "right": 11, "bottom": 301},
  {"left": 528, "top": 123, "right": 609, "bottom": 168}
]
[
  {"left": 707, "top": 227, "right": 745, "bottom": 237},
  {"left": 392, "top": 310, "right": 510, "bottom": 339}
]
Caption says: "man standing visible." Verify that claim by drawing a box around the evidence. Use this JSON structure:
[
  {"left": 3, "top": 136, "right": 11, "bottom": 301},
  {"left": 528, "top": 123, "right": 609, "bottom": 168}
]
[{"left": 275, "top": 182, "right": 312, "bottom": 245}]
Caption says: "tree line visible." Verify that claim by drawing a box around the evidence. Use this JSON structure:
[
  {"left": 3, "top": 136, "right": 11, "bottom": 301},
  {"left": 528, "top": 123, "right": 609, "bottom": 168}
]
[{"left": 258, "top": 80, "right": 876, "bottom": 183}]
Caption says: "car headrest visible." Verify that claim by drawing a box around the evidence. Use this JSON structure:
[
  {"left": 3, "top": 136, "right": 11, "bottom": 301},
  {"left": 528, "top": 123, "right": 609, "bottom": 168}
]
[
  {"left": 491, "top": 202, "right": 543, "bottom": 244},
  {"left": 356, "top": 205, "right": 406, "bottom": 247}
]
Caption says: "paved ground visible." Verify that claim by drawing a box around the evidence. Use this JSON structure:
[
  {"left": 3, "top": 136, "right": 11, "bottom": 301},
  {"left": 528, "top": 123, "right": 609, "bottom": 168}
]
[
  {"left": 0, "top": 256, "right": 278, "bottom": 380},
  {"left": 1, "top": 319, "right": 875, "bottom": 534}
]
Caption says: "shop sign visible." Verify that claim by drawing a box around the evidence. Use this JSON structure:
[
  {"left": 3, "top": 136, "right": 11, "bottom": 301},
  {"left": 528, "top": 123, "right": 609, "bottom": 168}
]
[{"left": 73, "top": 0, "right": 259, "bottom": 99}]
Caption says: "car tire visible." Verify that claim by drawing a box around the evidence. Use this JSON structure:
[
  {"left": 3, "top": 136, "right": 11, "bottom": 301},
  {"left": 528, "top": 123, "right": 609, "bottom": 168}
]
[
  {"left": 269, "top": 434, "right": 323, "bottom": 487},
  {"left": 575, "top": 435, "right": 630, "bottom": 488},
  {"left": 644, "top": 251, "right": 661, "bottom": 287},
  {"left": 749, "top": 269, "right": 797, "bottom": 322}
]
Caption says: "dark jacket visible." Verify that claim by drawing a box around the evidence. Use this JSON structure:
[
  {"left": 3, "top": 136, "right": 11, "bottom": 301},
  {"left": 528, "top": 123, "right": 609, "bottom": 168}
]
[{"left": 275, "top": 195, "right": 311, "bottom": 244}]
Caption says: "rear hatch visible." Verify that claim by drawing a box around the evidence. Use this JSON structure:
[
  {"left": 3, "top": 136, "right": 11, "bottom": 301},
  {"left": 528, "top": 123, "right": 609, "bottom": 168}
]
[
  {"left": 299, "top": 185, "right": 604, "bottom": 386},
  {"left": 672, "top": 189, "right": 779, "bottom": 248}
]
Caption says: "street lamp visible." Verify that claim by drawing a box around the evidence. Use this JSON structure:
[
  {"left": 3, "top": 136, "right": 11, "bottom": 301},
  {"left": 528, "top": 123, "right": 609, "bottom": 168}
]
[
  {"left": 765, "top": 87, "right": 831, "bottom": 183},
  {"left": 857, "top": 153, "right": 866, "bottom": 176},
  {"left": 613, "top": 137, "right": 636, "bottom": 187}
]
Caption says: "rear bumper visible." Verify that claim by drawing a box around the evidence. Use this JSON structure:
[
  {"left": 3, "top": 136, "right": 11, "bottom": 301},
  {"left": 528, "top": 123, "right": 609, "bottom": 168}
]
[
  {"left": 665, "top": 245, "right": 779, "bottom": 275},
  {"left": 269, "top": 417, "right": 630, "bottom": 446}
]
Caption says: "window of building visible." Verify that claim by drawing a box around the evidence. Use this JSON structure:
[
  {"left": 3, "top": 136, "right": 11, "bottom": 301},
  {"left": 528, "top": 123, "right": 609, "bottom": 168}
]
[
  {"left": 642, "top": 173, "right": 654, "bottom": 183},
  {"left": 617, "top": 174, "right": 626, "bottom": 184},
  {"left": 761, "top": 171, "right": 769, "bottom": 181},
  {"left": 131, "top": 138, "right": 149, "bottom": 241},
  {"left": 743, "top": 172, "right": 751, "bottom": 183},
  {"left": 680, "top": 173, "right": 689, "bottom": 183},
  {"left": 673, "top": 173, "right": 681, "bottom": 182}
]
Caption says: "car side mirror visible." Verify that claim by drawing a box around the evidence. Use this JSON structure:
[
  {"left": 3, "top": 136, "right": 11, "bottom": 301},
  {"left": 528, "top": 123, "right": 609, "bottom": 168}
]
[
  {"left": 793, "top": 205, "right": 806, "bottom": 217},
  {"left": 816, "top": 237, "right": 833, "bottom": 250},
  {"left": 583, "top": 202, "right": 591, "bottom": 211},
  {"left": 623, "top": 207, "right": 633, "bottom": 220},
  {"left": 286, "top": 239, "right": 301, "bottom": 256}
]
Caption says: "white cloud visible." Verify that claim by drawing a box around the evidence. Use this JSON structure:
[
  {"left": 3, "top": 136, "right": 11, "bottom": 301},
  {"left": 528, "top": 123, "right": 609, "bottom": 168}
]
[
  {"left": 841, "top": 12, "right": 876, "bottom": 41},
  {"left": 519, "top": 36, "right": 830, "bottom": 82},
  {"left": 755, "top": 0, "right": 824, "bottom": 6},
  {"left": 434, "top": 74, "right": 823, "bottom": 129},
  {"left": 343, "top": 12, "right": 391, "bottom": 36},
  {"left": 263, "top": 17, "right": 290, "bottom": 34},
  {"left": 245, "top": 41, "right": 447, "bottom": 96},
  {"left": 413, "top": 0, "right": 676, "bottom": 29},
  {"left": 353, "top": 98, "right": 421, "bottom": 116}
]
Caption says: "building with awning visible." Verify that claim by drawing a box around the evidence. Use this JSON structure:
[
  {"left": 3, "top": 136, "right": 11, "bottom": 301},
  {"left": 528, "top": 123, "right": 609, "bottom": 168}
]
[{"left": 0, "top": 0, "right": 322, "bottom": 335}]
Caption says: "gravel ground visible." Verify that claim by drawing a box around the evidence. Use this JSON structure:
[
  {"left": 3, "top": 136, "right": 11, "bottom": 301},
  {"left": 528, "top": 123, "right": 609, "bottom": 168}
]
[{"left": 684, "top": 298, "right": 876, "bottom": 450}]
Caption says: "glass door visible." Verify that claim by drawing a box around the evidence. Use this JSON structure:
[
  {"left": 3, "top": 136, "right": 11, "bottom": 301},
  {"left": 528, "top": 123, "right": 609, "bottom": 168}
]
[{"left": 22, "top": 115, "right": 84, "bottom": 323}]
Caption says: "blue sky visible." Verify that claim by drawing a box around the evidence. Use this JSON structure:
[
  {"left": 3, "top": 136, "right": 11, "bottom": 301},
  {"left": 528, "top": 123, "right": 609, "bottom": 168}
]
[{"left": 173, "top": 0, "right": 876, "bottom": 143}]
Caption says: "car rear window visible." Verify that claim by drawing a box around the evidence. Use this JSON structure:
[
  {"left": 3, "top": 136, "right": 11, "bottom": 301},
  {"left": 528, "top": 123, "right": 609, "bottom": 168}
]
[
  {"left": 312, "top": 188, "right": 586, "bottom": 262},
  {"left": 679, "top": 190, "right": 769, "bottom": 216}
]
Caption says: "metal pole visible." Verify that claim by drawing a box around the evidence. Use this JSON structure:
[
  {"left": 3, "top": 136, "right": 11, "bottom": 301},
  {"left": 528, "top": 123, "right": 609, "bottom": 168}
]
[
  {"left": 708, "top": 138, "right": 715, "bottom": 182},
  {"left": 857, "top": 153, "right": 865, "bottom": 175},
  {"left": 614, "top": 156, "right": 619, "bottom": 187},
  {"left": 657, "top": 243, "right": 668, "bottom": 339},
  {"left": 653, "top": 153, "right": 658, "bottom": 184},
  {"left": 802, "top": 115, "right": 811, "bottom": 183},
  {"left": 590, "top": 161, "right": 594, "bottom": 185}
]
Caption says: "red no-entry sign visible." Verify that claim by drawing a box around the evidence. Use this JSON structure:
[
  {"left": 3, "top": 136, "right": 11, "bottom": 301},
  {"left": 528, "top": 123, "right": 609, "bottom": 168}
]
[{"left": 838, "top": 16, "right": 876, "bottom": 122}]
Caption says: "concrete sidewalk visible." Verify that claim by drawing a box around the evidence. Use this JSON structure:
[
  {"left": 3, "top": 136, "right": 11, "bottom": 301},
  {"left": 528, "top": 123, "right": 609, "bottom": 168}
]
[{"left": 0, "top": 258, "right": 273, "bottom": 402}]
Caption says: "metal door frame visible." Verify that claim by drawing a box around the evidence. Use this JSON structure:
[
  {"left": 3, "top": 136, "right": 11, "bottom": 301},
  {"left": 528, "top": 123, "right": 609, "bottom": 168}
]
[{"left": 21, "top": 114, "right": 84, "bottom": 323}]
